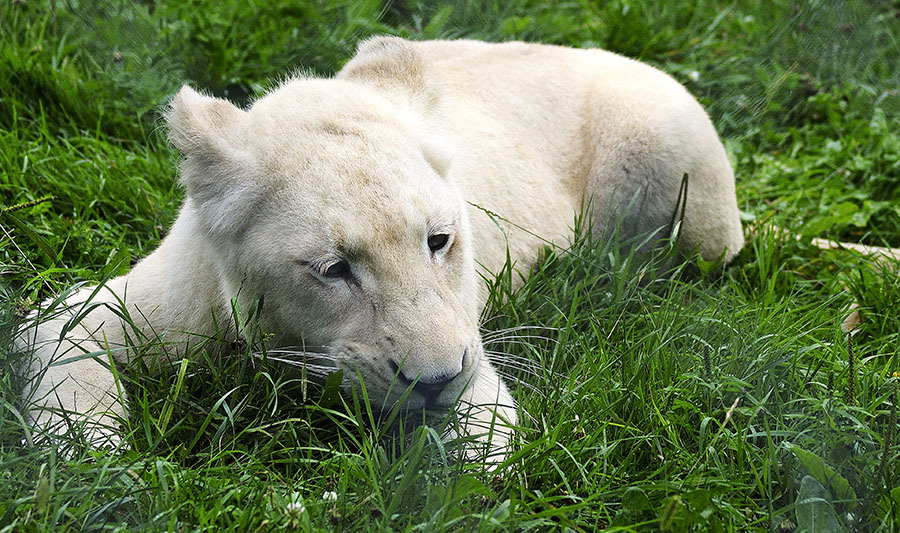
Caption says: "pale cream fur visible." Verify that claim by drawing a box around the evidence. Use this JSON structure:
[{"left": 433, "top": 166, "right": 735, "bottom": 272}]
[{"left": 18, "top": 37, "right": 743, "bottom": 457}]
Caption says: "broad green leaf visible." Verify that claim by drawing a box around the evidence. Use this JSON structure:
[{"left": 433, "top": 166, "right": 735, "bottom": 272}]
[
  {"left": 622, "top": 486, "right": 652, "bottom": 513},
  {"left": 796, "top": 475, "right": 845, "bottom": 533},
  {"left": 683, "top": 489, "right": 712, "bottom": 515},
  {"left": 612, "top": 487, "right": 653, "bottom": 527},
  {"left": 801, "top": 202, "right": 860, "bottom": 241},
  {"left": 786, "top": 443, "right": 857, "bottom": 507},
  {"left": 319, "top": 370, "right": 344, "bottom": 408}
]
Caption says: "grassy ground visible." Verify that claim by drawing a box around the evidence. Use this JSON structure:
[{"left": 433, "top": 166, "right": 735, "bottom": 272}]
[{"left": 2, "top": 0, "right": 899, "bottom": 530}]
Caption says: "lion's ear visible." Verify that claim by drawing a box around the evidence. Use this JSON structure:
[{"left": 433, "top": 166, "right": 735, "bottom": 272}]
[
  {"left": 166, "top": 85, "right": 247, "bottom": 162},
  {"left": 338, "top": 36, "right": 439, "bottom": 107},
  {"left": 166, "top": 86, "right": 258, "bottom": 234}
]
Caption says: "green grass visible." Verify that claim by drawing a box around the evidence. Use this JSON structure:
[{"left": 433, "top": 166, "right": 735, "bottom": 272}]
[{"left": 2, "top": 0, "right": 900, "bottom": 530}]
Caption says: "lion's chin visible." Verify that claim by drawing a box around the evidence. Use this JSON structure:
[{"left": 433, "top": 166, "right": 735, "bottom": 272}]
[{"left": 356, "top": 388, "right": 457, "bottom": 415}]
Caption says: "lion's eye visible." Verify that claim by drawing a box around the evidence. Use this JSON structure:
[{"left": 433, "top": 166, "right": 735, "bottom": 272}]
[
  {"left": 322, "top": 261, "right": 350, "bottom": 278},
  {"left": 428, "top": 233, "right": 450, "bottom": 253}
]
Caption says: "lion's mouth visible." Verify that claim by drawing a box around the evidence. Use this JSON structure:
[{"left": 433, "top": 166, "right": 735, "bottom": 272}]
[{"left": 261, "top": 343, "right": 478, "bottom": 411}]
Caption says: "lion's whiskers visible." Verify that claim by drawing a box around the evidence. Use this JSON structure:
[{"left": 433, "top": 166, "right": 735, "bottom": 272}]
[
  {"left": 481, "top": 324, "right": 560, "bottom": 342},
  {"left": 250, "top": 347, "right": 340, "bottom": 378}
]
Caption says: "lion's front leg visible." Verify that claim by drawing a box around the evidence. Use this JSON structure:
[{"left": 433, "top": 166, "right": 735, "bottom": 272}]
[
  {"left": 451, "top": 357, "right": 518, "bottom": 464},
  {"left": 19, "top": 292, "right": 130, "bottom": 448}
]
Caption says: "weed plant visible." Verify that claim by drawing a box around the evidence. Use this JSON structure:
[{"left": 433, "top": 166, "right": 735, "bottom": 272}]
[{"left": 2, "top": 0, "right": 899, "bottom": 530}]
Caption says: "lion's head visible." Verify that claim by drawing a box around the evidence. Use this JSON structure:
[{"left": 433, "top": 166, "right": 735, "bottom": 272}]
[{"left": 166, "top": 80, "right": 483, "bottom": 411}]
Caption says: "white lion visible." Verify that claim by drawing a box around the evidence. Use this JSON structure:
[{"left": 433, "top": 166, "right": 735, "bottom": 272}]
[{"left": 18, "top": 37, "right": 743, "bottom": 458}]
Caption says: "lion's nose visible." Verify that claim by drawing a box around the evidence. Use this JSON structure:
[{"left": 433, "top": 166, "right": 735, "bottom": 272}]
[
  {"left": 412, "top": 371, "right": 462, "bottom": 404},
  {"left": 388, "top": 349, "right": 466, "bottom": 404}
]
